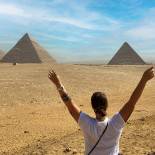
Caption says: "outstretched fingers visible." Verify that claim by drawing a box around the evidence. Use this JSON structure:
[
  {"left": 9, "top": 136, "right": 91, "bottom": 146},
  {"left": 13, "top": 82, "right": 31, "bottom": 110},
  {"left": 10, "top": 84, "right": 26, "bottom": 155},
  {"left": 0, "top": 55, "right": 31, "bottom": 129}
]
[
  {"left": 51, "top": 69, "right": 56, "bottom": 75},
  {"left": 48, "top": 70, "right": 54, "bottom": 79},
  {"left": 48, "top": 72, "right": 52, "bottom": 77},
  {"left": 49, "top": 67, "right": 56, "bottom": 74},
  {"left": 48, "top": 71, "right": 52, "bottom": 76},
  {"left": 49, "top": 71, "right": 53, "bottom": 76},
  {"left": 149, "top": 67, "right": 154, "bottom": 75},
  {"left": 147, "top": 66, "right": 154, "bottom": 71},
  {"left": 49, "top": 68, "right": 55, "bottom": 75},
  {"left": 147, "top": 66, "right": 155, "bottom": 79},
  {"left": 48, "top": 74, "right": 52, "bottom": 80},
  {"left": 48, "top": 68, "right": 59, "bottom": 81}
]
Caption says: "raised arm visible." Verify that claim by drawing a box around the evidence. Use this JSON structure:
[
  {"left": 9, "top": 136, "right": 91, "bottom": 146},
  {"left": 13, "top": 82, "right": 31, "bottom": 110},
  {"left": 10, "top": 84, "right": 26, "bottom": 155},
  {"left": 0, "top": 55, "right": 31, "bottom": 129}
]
[
  {"left": 48, "top": 69, "right": 81, "bottom": 123},
  {"left": 119, "top": 66, "right": 154, "bottom": 122}
]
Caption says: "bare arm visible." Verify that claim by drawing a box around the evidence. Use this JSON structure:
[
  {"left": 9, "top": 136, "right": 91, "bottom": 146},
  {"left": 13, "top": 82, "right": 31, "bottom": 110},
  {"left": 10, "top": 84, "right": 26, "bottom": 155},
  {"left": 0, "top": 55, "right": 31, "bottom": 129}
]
[
  {"left": 48, "top": 70, "right": 81, "bottom": 123},
  {"left": 119, "top": 66, "right": 154, "bottom": 122}
]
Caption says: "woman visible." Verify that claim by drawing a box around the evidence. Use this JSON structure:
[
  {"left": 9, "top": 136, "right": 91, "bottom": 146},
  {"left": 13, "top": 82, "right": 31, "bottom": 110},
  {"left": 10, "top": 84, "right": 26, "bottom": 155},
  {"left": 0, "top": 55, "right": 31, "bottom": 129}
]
[{"left": 48, "top": 66, "right": 154, "bottom": 155}]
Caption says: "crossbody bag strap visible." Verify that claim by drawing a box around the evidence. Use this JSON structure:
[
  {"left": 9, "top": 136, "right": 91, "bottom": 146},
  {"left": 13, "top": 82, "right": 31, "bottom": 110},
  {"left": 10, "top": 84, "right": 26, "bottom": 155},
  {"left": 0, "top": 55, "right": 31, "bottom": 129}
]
[{"left": 87, "top": 122, "right": 108, "bottom": 155}]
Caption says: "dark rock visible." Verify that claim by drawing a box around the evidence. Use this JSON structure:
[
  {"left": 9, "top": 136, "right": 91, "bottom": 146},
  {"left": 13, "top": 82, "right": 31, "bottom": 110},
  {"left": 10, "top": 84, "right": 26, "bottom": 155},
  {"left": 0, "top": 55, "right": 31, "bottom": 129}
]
[
  {"left": 24, "top": 130, "right": 29, "bottom": 134},
  {"left": 63, "top": 147, "right": 71, "bottom": 153}
]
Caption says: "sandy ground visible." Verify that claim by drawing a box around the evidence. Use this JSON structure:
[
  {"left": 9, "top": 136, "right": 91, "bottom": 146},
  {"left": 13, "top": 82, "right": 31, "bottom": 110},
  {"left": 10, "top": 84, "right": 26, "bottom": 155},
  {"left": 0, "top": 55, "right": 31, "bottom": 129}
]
[{"left": 0, "top": 63, "right": 154, "bottom": 155}]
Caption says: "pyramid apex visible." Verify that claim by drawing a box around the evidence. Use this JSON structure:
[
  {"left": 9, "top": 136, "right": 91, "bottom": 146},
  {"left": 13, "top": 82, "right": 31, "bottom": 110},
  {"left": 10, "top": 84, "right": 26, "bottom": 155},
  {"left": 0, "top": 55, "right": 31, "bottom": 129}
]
[
  {"left": 23, "top": 33, "right": 30, "bottom": 38},
  {"left": 123, "top": 41, "right": 130, "bottom": 46},
  {"left": 19, "top": 33, "right": 33, "bottom": 43}
]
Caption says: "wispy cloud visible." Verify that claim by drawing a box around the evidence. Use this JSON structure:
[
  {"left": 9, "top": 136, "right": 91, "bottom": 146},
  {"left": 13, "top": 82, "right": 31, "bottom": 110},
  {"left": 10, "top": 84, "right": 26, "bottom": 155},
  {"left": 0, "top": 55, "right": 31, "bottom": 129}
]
[
  {"left": 34, "top": 32, "right": 85, "bottom": 43},
  {"left": 0, "top": 1, "right": 121, "bottom": 31},
  {"left": 126, "top": 26, "right": 155, "bottom": 40},
  {"left": 44, "top": 17, "right": 94, "bottom": 30},
  {"left": 125, "top": 8, "right": 155, "bottom": 40},
  {"left": 0, "top": 2, "right": 93, "bottom": 29},
  {"left": 0, "top": 40, "right": 15, "bottom": 44},
  {"left": 0, "top": 2, "right": 94, "bottom": 29},
  {"left": 0, "top": 3, "right": 24, "bottom": 16}
]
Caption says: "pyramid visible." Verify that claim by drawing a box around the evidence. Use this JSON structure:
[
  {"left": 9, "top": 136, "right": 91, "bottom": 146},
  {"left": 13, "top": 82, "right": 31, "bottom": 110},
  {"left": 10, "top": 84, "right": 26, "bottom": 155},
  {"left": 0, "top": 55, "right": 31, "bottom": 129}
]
[
  {"left": 1, "top": 33, "right": 56, "bottom": 63},
  {"left": 0, "top": 50, "right": 5, "bottom": 59},
  {"left": 108, "top": 42, "right": 145, "bottom": 65}
]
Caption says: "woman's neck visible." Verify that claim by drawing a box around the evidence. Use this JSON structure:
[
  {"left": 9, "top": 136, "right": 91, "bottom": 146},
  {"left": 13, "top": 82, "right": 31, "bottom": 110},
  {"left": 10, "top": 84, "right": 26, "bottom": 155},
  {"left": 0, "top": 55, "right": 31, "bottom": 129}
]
[{"left": 96, "top": 115, "right": 106, "bottom": 121}]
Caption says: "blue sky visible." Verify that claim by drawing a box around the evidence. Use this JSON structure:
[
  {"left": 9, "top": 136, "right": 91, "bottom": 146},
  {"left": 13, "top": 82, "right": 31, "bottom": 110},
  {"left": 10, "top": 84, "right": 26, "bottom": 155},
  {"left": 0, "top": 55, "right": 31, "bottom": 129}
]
[{"left": 0, "top": 0, "right": 155, "bottom": 63}]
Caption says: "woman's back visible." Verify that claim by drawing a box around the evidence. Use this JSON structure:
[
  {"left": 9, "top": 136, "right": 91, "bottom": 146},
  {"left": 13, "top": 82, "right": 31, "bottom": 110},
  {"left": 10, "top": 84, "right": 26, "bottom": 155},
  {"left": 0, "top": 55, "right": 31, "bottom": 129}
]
[{"left": 78, "top": 112, "right": 125, "bottom": 155}]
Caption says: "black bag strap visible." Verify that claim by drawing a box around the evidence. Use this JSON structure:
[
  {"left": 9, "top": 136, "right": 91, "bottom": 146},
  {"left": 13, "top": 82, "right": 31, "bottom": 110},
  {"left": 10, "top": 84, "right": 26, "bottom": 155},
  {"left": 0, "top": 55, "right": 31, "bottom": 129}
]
[{"left": 87, "top": 122, "right": 108, "bottom": 155}]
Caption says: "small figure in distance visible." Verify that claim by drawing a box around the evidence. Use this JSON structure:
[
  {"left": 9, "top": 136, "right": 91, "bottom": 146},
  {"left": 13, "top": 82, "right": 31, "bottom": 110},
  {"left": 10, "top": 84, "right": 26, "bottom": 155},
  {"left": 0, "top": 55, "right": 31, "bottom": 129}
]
[
  {"left": 12, "top": 62, "right": 16, "bottom": 66},
  {"left": 48, "top": 66, "right": 154, "bottom": 155}
]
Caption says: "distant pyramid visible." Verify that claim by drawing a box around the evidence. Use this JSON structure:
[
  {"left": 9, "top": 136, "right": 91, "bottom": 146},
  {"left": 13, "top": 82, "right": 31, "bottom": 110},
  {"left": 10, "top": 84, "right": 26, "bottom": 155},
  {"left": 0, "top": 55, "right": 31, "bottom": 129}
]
[
  {"left": 1, "top": 33, "right": 56, "bottom": 63},
  {"left": 108, "top": 42, "right": 145, "bottom": 65},
  {"left": 0, "top": 49, "right": 5, "bottom": 59}
]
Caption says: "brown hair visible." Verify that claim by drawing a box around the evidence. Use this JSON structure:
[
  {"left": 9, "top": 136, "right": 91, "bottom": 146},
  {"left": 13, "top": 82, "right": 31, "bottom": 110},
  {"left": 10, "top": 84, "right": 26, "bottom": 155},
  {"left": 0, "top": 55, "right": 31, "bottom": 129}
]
[{"left": 91, "top": 92, "right": 108, "bottom": 111}]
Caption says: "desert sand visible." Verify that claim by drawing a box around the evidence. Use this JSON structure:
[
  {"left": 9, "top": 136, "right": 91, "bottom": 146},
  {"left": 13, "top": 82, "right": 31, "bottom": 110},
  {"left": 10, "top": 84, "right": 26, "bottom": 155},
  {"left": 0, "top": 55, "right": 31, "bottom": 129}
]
[{"left": 0, "top": 63, "right": 154, "bottom": 155}]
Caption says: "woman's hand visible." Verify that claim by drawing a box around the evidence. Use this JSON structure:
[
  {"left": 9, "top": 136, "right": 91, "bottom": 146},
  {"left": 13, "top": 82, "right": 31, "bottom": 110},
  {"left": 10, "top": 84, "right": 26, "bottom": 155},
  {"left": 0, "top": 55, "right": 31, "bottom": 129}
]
[
  {"left": 142, "top": 66, "right": 154, "bottom": 82},
  {"left": 48, "top": 69, "right": 62, "bottom": 88}
]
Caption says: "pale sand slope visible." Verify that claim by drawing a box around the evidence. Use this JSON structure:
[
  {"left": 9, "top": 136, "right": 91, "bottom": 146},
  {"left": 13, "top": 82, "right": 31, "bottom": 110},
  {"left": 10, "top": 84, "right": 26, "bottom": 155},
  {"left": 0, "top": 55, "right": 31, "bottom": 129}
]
[{"left": 0, "top": 64, "right": 154, "bottom": 154}]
